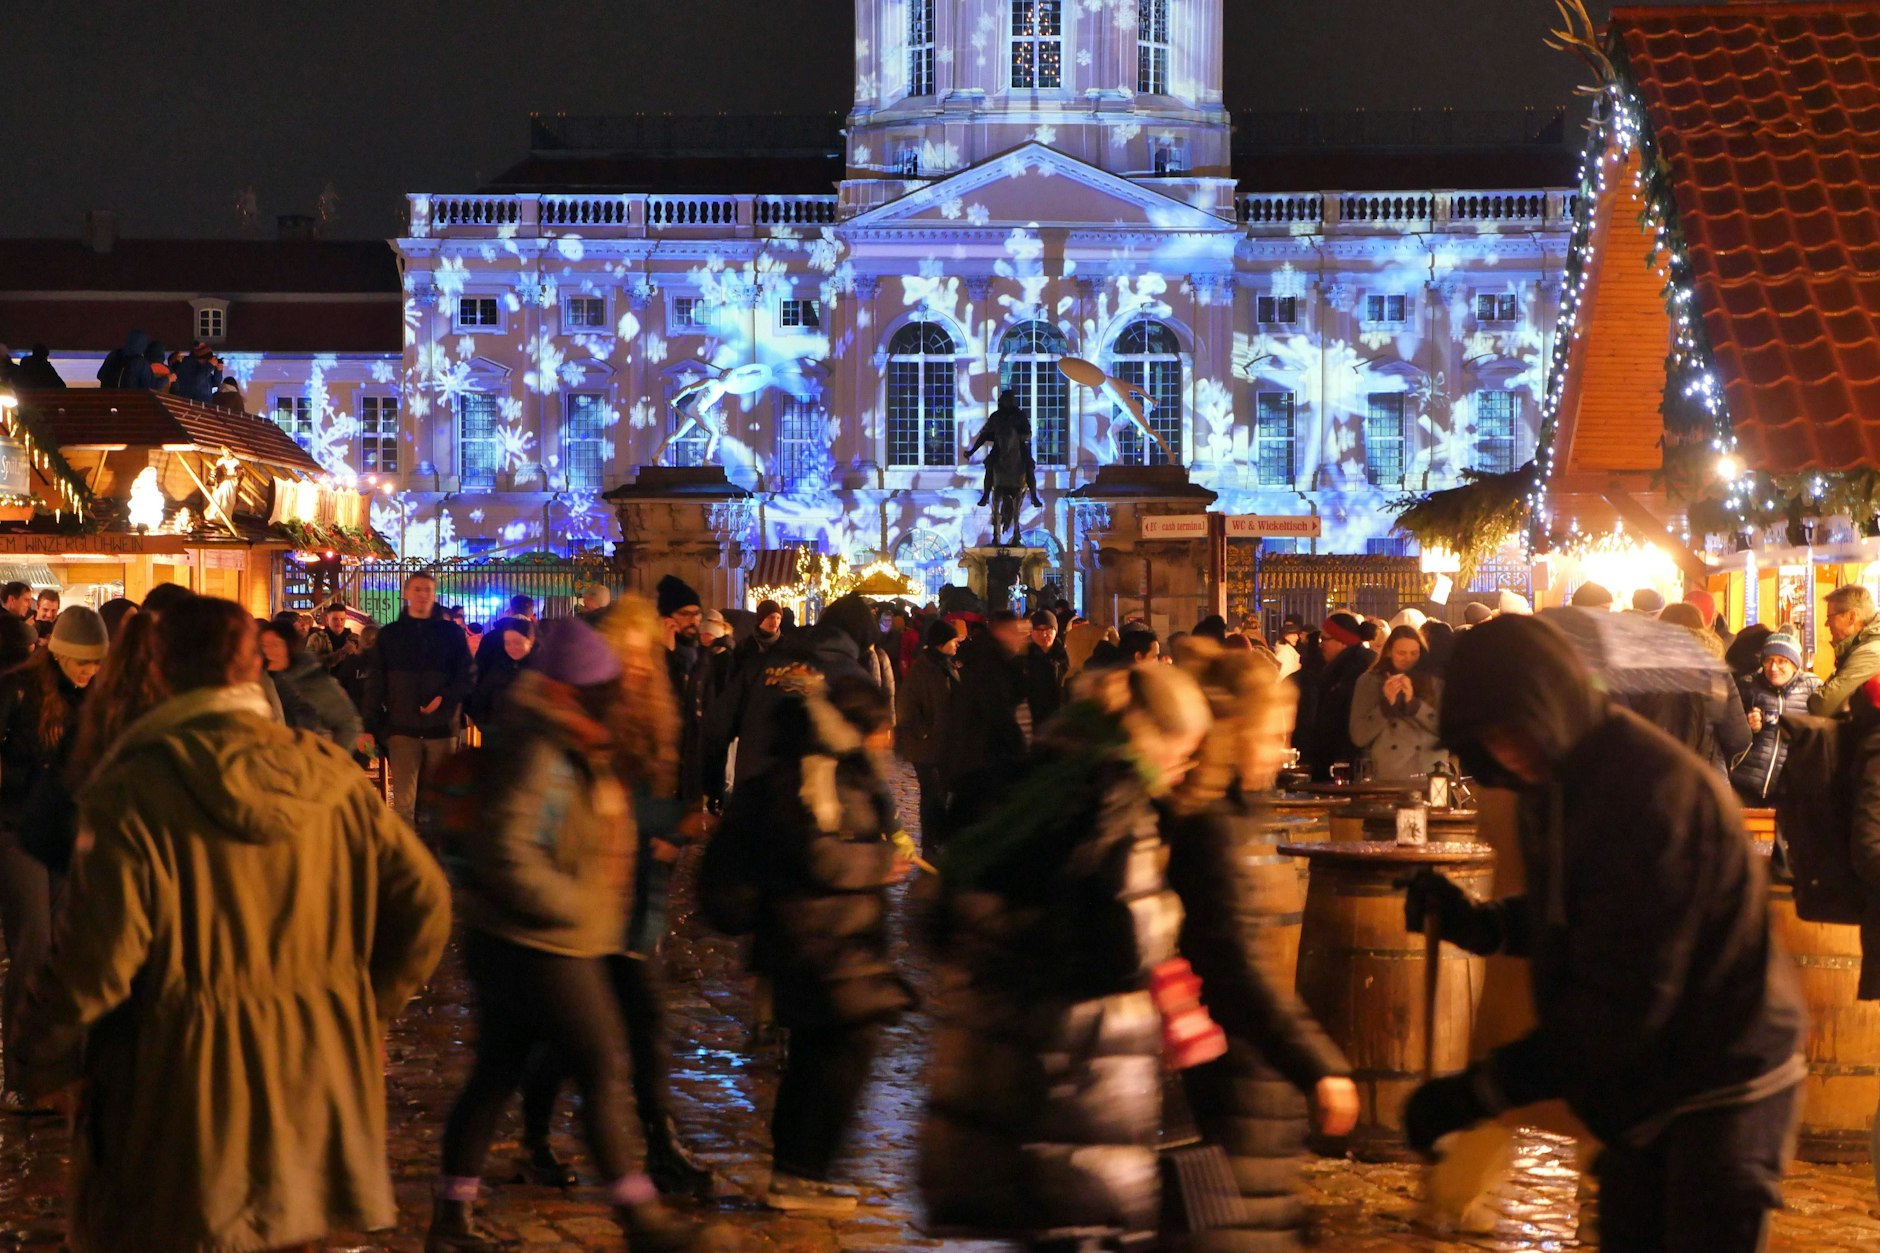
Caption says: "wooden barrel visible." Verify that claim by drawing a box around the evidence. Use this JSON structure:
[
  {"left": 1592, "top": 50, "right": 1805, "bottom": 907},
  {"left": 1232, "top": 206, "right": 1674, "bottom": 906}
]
[
  {"left": 1766, "top": 876, "right": 1880, "bottom": 1162},
  {"left": 1237, "top": 815, "right": 1318, "bottom": 991},
  {"left": 1281, "top": 840, "right": 1496, "bottom": 1162}
]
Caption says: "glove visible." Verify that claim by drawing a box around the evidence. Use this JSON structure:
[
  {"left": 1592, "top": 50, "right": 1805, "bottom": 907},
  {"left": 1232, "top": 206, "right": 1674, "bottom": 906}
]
[
  {"left": 1403, "top": 1065, "right": 1498, "bottom": 1159},
  {"left": 1400, "top": 868, "right": 1504, "bottom": 955}
]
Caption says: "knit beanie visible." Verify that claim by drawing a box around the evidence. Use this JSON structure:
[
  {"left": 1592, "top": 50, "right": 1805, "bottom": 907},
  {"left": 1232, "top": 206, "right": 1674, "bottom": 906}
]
[
  {"left": 1570, "top": 581, "right": 1614, "bottom": 610},
  {"left": 1322, "top": 612, "right": 1363, "bottom": 648},
  {"left": 1631, "top": 587, "right": 1667, "bottom": 614},
  {"left": 532, "top": 617, "right": 621, "bottom": 687},
  {"left": 1761, "top": 632, "right": 1803, "bottom": 668},
  {"left": 655, "top": 574, "right": 701, "bottom": 618},
  {"left": 48, "top": 605, "right": 109, "bottom": 662},
  {"left": 755, "top": 598, "right": 782, "bottom": 621}
]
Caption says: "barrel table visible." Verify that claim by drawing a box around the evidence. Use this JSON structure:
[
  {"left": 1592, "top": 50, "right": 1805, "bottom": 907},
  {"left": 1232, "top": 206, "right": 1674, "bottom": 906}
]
[
  {"left": 1238, "top": 815, "right": 1320, "bottom": 991},
  {"left": 1327, "top": 801, "right": 1481, "bottom": 845},
  {"left": 1751, "top": 833, "right": 1880, "bottom": 1163},
  {"left": 1280, "top": 840, "right": 1496, "bottom": 1161}
]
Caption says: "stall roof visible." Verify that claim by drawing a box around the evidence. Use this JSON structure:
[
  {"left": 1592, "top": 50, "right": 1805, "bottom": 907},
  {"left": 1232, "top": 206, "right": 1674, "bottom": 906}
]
[
  {"left": 1612, "top": 2, "right": 1880, "bottom": 473},
  {"left": 18, "top": 389, "right": 322, "bottom": 475}
]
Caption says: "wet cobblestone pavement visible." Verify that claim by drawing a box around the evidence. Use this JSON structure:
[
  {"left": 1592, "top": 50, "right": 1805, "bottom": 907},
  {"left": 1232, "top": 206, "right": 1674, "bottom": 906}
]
[{"left": 1, "top": 762, "right": 1878, "bottom": 1250}]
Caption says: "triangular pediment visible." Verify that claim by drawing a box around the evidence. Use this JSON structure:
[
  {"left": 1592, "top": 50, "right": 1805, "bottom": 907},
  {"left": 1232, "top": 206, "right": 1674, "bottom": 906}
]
[{"left": 844, "top": 144, "right": 1233, "bottom": 234}]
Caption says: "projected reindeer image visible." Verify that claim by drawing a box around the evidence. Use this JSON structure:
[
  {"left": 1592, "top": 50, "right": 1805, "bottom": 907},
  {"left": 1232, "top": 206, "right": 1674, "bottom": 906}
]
[{"left": 1059, "top": 357, "right": 1173, "bottom": 464}]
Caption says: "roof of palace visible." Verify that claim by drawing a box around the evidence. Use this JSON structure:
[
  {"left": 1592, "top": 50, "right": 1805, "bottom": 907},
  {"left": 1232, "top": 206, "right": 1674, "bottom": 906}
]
[{"left": 1610, "top": 1, "right": 1880, "bottom": 472}]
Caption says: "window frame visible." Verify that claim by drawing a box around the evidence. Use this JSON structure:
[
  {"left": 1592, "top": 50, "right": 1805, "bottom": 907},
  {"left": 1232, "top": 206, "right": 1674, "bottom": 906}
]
[
  {"left": 269, "top": 393, "right": 314, "bottom": 452},
  {"left": 1361, "top": 293, "right": 1410, "bottom": 328},
  {"left": 998, "top": 321, "right": 1071, "bottom": 468},
  {"left": 1010, "top": 0, "right": 1064, "bottom": 91},
  {"left": 457, "top": 392, "right": 501, "bottom": 488},
  {"left": 775, "top": 395, "right": 824, "bottom": 486},
  {"left": 563, "top": 392, "right": 607, "bottom": 490},
  {"left": 1363, "top": 391, "right": 1407, "bottom": 487},
  {"left": 1474, "top": 291, "right": 1520, "bottom": 324},
  {"left": 668, "top": 295, "right": 709, "bottom": 335},
  {"left": 454, "top": 295, "right": 503, "bottom": 334},
  {"left": 1256, "top": 294, "right": 1299, "bottom": 326},
  {"left": 1473, "top": 390, "right": 1522, "bottom": 474},
  {"left": 779, "top": 297, "right": 821, "bottom": 330},
  {"left": 358, "top": 394, "right": 400, "bottom": 476},
  {"left": 885, "top": 320, "right": 960, "bottom": 469},
  {"left": 1253, "top": 390, "right": 1297, "bottom": 488},
  {"left": 1137, "top": 0, "right": 1170, "bottom": 95},
  {"left": 195, "top": 307, "right": 225, "bottom": 343},
  {"left": 561, "top": 293, "right": 607, "bottom": 334},
  {"left": 1107, "top": 319, "right": 1184, "bottom": 468},
  {"left": 908, "top": 0, "right": 937, "bottom": 97}
]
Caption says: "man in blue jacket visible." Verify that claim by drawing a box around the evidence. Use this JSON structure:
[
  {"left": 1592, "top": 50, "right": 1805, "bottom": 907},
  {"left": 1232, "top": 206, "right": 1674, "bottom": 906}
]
[{"left": 362, "top": 571, "right": 474, "bottom": 828}]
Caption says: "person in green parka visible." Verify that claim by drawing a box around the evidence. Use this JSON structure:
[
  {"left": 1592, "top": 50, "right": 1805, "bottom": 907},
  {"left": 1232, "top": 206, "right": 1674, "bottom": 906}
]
[{"left": 13, "top": 596, "right": 453, "bottom": 1253}]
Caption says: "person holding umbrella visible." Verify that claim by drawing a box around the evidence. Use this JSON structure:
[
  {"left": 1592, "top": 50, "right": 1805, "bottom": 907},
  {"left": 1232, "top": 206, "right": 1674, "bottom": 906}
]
[{"left": 1399, "top": 613, "right": 1804, "bottom": 1252}]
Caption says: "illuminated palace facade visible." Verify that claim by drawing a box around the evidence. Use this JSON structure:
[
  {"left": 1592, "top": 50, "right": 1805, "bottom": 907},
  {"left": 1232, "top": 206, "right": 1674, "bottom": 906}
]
[{"left": 386, "top": 0, "right": 1575, "bottom": 602}]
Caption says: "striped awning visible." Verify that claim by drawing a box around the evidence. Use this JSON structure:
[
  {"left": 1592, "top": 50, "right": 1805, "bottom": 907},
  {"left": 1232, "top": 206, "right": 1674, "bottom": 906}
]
[{"left": 748, "top": 547, "right": 808, "bottom": 588}]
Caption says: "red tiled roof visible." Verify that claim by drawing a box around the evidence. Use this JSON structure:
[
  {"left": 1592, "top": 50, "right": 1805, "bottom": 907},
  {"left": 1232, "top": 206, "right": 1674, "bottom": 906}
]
[
  {"left": 0, "top": 239, "right": 399, "bottom": 295},
  {"left": 1611, "top": 3, "right": 1880, "bottom": 473},
  {"left": 17, "top": 389, "right": 322, "bottom": 474},
  {"left": 0, "top": 298, "right": 401, "bottom": 355}
]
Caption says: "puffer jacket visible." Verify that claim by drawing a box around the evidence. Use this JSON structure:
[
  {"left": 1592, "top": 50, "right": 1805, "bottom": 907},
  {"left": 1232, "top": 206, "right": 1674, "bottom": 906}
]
[
  {"left": 271, "top": 652, "right": 363, "bottom": 748},
  {"left": 742, "top": 687, "right": 911, "bottom": 1029},
  {"left": 921, "top": 744, "right": 1180, "bottom": 1244},
  {"left": 1730, "top": 669, "right": 1822, "bottom": 802},
  {"left": 361, "top": 610, "right": 473, "bottom": 741},
  {"left": 457, "top": 673, "right": 635, "bottom": 958}
]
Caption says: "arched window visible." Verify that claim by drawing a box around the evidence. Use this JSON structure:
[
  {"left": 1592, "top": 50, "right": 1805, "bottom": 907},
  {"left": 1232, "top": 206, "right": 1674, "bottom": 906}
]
[
  {"left": 908, "top": 0, "right": 937, "bottom": 97},
  {"left": 886, "top": 321, "right": 959, "bottom": 467},
  {"left": 998, "top": 321, "right": 1070, "bottom": 467},
  {"left": 1107, "top": 319, "right": 1183, "bottom": 466},
  {"left": 894, "top": 527, "right": 956, "bottom": 601}
]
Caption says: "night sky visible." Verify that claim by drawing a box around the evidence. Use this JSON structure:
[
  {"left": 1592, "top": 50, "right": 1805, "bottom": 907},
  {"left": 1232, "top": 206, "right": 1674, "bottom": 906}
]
[{"left": 5, "top": 1, "right": 1677, "bottom": 240}]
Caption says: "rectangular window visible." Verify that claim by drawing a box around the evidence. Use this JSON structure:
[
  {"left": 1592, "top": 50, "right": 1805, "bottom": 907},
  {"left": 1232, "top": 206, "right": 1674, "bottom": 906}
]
[
  {"left": 1363, "top": 293, "right": 1408, "bottom": 325},
  {"left": 458, "top": 393, "right": 500, "bottom": 488},
  {"left": 1138, "top": 0, "right": 1169, "bottom": 94},
  {"left": 1364, "top": 392, "right": 1406, "bottom": 486},
  {"left": 779, "top": 298, "right": 821, "bottom": 330},
  {"left": 897, "top": 147, "right": 922, "bottom": 178},
  {"left": 563, "top": 295, "right": 606, "bottom": 330},
  {"left": 777, "top": 397, "right": 823, "bottom": 485},
  {"left": 1254, "top": 392, "right": 1295, "bottom": 487},
  {"left": 1365, "top": 537, "right": 1411, "bottom": 557},
  {"left": 564, "top": 393, "right": 606, "bottom": 490},
  {"left": 1151, "top": 143, "right": 1186, "bottom": 175},
  {"left": 1475, "top": 391, "right": 1520, "bottom": 474},
  {"left": 1011, "top": 0, "right": 1062, "bottom": 89},
  {"left": 359, "top": 396, "right": 399, "bottom": 475},
  {"left": 455, "top": 296, "right": 501, "bottom": 331},
  {"left": 671, "top": 296, "right": 706, "bottom": 330},
  {"left": 886, "top": 360, "right": 956, "bottom": 467},
  {"left": 1475, "top": 292, "right": 1519, "bottom": 323},
  {"left": 195, "top": 307, "right": 225, "bottom": 342},
  {"left": 270, "top": 395, "right": 313, "bottom": 451},
  {"left": 1256, "top": 295, "right": 1298, "bottom": 325},
  {"left": 908, "top": 0, "right": 937, "bottom": 96}
]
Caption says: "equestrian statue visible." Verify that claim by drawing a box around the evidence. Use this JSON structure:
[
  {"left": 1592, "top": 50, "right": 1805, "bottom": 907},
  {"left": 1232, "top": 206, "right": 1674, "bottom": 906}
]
[{"left": 966, "top": 389, "right": 1043, "bottom": 547}]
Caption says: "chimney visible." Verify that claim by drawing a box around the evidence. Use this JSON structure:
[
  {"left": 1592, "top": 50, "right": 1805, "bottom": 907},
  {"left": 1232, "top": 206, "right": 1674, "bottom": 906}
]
[
  {"left": 83, "top": 209, "right": 117, "bottom": 255},
  {"left": 276, "top": 213, "right": 316, "bottom": 241}
]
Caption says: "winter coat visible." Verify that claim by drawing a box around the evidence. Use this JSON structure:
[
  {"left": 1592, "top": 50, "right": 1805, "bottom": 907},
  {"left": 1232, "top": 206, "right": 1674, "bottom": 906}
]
[
  {"left": 360, "top": 609, "right": 473, "bottom": 740},
  {"left": 1812, "top": 619, "right": 1880, "bottom": 716},
  {"left": 13, "top": 684, "right": 451, "bottom": 1253},
  {"left": 307, "top": 623, "right": 360, "bottom": 671},
  {"left": 1623, "top": 683, "right": 1754, "bottom": 775},
  {"left": 732, "top": 625, "right": 875, "bottom": 786},
  {"left": 96, "top": 331, "right": 154, "bottom": 390},
  {"left": 457, "top": 674, "right": 636, "bottom": 959},
  {"left": 894, "top": 647, "right": 958, "bottom": 767},
  {"left": 1163, "top": 798, "right": 1351, "bottom": 1246},
  {"left": 0, "top": 662, "right": 82, "bottom": 818},
  {"left": 700, "top": 628, "right": 781, "bottom": 771},
  {"left": 1348, "top": 670, "right": 1445, "bottom": 780},
  {"left": 686, "top": 641, "right": 738, "bottom": 804},
  {"left": 739, "top": 690, "right": 911, "bottom": 1029},
  {"left": 1302, "top": 644, "right": 1370, "bottom": 780},
  {"left": 1023, "top": 641, "right": 1066, "bottom": 731},
  {"left": 1442, "top": 620, "right": 1805, "bottom": 1148},
  {"left": 1730, "top": 669, "right": 1822, "bottom": 802},
  {"left": 172, "top": 353, "right": 221, "bottom": 404},
  {"left": 271, "top": 652, "right": 363, "bottom": 747},
  {"left": 15, "top": 350, "right": 63, "bottom": 389},
  {"left": 465, "top": 649, "right": 526, "bottom": 725},
  {"left": 940, "top": 634, "right": 1025, "bottom": 793},
  {"left": 922, "top": 747, "right": 1180, "bottom": 1243}
]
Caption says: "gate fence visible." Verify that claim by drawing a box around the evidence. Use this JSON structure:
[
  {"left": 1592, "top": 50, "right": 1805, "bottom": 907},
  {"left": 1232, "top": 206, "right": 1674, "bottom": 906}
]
[{"left": 278, "top": 556, "right": 610, "bottom": 626}]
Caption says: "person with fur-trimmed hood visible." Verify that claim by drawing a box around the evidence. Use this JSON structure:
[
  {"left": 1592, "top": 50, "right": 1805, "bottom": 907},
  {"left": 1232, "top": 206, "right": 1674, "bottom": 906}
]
[{"left": 1400, "top": 614, "right": 1805, "bottom": 1252}]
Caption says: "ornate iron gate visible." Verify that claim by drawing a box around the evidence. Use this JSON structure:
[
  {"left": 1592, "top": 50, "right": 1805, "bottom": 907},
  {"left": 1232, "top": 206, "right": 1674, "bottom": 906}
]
[
  {"left": 279, "top": 555, "right": 610, "bottom": 625},
  {"left": 1249, "top": 552, "right": 1429, "bottom": 637}
]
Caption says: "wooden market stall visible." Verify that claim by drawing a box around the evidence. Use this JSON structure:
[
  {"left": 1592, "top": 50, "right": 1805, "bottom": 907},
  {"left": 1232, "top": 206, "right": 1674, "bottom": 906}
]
[
  {"left": 12, "top": 389, "right": 389, "bottom": 615},
  {"left": 1396, "top": 2, "right": 1880, "bottom": 661}
]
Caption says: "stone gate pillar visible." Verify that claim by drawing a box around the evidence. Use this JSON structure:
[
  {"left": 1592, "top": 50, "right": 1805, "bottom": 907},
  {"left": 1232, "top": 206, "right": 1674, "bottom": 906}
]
[{"left": 605, "top": 466, "right": 753, "bottom": 608}]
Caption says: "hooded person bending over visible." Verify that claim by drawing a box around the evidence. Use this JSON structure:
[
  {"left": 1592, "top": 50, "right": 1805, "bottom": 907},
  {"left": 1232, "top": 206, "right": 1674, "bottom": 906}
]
[{"left": 1400, "top": 614, "right": 1804, "bottom": 1252}]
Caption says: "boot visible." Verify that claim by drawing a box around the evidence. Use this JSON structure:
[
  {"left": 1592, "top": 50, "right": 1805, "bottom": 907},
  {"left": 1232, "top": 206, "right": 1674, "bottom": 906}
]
[
  {"left": 520, "top": 1137, "right": 579, "bottom": 1189},
  {"left": 424, "top": 1197, "right": 509, "bottom": 1253},
  {"left": 614, "top": 1200, "right": 695, "bottom": 1253},
  {"left": 643, "top": 1118, "right": 718, "bottom": 1199}
]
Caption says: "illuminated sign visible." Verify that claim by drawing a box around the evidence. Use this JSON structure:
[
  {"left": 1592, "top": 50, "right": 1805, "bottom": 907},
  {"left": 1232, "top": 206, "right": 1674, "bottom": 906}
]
[
  {"left": 1141, "top": 515, "right": 1210, "bottom": 539},
  {"left": 1227, "top": 514, "right": 1322, "bottom": 538},
  {"left": 0, "top": 438, "right": 28, "bottom": 497}
]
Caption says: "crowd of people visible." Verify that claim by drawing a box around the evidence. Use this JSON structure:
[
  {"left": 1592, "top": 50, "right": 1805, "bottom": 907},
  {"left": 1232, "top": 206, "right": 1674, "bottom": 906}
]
[
  {"left": 0, "top": 331, "right": 246, "bottom": 409},
  {"left": 0, "top": 565, "right": 1870, "bottom": 1251}
]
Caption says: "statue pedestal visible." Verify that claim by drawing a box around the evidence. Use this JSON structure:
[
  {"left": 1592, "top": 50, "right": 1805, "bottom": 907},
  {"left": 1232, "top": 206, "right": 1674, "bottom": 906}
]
[
  {"left": 1064, "top": 464, "right": 1218, "bottom": 631},
  {"left": 961, "top": 545, "right": 1052, "bottom": 613},
  {"left": 604, "top": 466, "right": 753, "bottom": 608}
]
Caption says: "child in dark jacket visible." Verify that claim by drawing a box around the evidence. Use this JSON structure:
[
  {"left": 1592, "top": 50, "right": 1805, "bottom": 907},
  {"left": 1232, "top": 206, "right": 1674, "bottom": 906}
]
[
  {"left": 1730, "top": 632, "right": 1821, "bottom": 804},
  {"left": 730, "top": 673, "right": 912, "bottom": 1215}
]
